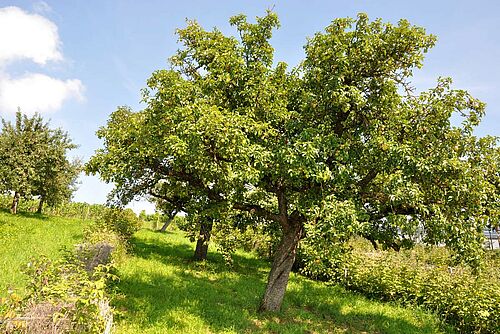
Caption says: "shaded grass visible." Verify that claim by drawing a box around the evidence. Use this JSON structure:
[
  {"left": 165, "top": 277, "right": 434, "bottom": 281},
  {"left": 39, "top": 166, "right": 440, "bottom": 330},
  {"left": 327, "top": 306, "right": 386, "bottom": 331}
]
[
  {"left": 114, "top": 229, "right": 454, "bottom": 334},
  {"left": 0, "top": 211, "right": 89, "bottom": 297}
]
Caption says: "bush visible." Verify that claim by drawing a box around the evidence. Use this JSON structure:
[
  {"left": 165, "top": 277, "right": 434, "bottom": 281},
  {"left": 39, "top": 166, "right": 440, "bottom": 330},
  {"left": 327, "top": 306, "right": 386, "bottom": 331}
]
[
  {"left": 0, "top": 207, "right": 130, "bottom": 333},
  {"left": 321, "top": 240, "right": 500, "bottom": 334},
  {"left": 0, "top": 254, "right": 116, "bottom": 334},
  {"left": 96, "top": 208, "right": 141, "bottom": 241}
]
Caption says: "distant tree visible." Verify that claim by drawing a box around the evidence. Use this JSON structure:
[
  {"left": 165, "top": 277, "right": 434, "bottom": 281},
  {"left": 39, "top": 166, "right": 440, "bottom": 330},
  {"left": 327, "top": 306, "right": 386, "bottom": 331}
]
[
  {"left": 33, "top": 157, "right": 81, "bottom": 213},
  {"left": 86, "top": 12, "right": 499, "bottom": 312},
  {"left": 0, "top": 111, "right": 79, "bottom": 214}
]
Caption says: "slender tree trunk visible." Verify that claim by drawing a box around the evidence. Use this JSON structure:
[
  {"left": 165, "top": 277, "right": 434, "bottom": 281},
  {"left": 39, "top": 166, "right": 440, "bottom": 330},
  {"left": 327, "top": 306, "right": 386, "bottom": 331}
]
[
  {"left": 160, "top": 210, "right": 177, "bottom": 232},
  {"left": 11, "top": 192, "right": 20, "bottom": 214},
  {"left": 496, "top": 226, "right": 500, "bottom": 249},
  {"left": 194, "top": 220, "right": 213, "bottom": 261},
  {"left": 37, "top": 196, "right": 44, "bottom": 214},
  {"left": 259, "top": 222, "right": 303, "bottom": 312}
]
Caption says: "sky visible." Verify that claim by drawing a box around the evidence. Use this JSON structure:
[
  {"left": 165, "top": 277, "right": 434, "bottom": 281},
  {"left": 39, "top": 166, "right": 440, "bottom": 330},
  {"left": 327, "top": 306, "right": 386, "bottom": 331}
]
[{"left": 0, "top": 0, "right": 499, "bottom": 213}]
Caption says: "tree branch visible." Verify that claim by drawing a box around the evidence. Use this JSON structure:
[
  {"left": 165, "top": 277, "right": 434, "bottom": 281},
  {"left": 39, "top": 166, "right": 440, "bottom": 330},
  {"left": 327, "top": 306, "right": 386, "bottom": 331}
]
[
  {"left": 276, "top": 186, "right": 288, "bottom": 226},
  {"left": 357, "top": 169, "right": 378, "bottom": 190},
  {"left": 233, "top": 202, "right": 282, "bottom": 224}
]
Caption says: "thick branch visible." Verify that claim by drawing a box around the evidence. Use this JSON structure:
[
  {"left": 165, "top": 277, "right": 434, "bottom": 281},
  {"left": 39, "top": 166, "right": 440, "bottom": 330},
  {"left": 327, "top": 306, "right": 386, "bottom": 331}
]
[
  {"left": 368, "top": 205, "right": 418, "bottom": 221},
  {"left": 233, "top": 202, "right": 282, "bottom": 224},
  {"left": 276, "top": 187, "right": 288, "bottom": 226},
  {"left": 357, "top": 169, "right": 378, "bottom": 190}
]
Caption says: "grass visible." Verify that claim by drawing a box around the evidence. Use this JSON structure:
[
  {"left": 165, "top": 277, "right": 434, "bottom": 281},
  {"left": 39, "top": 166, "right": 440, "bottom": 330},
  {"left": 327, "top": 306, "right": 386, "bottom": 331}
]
[
  {"left": 0, "top": 210, "right": 89, "bottom": 297},
  {"left": 114, "top": 229, "right": 455, "bottom": 334},
  {"left": 0, "top": 212, "right": 455, "bottom": 333}
]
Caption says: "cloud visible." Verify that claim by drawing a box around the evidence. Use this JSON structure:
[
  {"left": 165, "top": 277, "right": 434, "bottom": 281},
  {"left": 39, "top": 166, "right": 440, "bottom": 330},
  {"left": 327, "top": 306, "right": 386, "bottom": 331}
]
[
  {"left": 0, "top": 6, "right": 62, "bottom": 66},
  {"left": 0, "top": 73, "right": 84, "bottom": 114},
  {"left": 32, "top": 1, "right": 53, "bottom": 15},
  {"left": 0, "top": 6, "right": 84, "bottom": 115}
]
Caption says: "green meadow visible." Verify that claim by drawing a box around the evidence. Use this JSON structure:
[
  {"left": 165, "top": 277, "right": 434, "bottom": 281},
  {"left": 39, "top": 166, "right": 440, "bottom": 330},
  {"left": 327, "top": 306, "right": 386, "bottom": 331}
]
[
  {"left": 0, "top": 211, "right": 88, "bottom": 297},
  {"left": 0, "top": 212, "right": 454, "bottom": 333},
  {"left": 113, "top": 229, "right": 453, "bottom": 334}
]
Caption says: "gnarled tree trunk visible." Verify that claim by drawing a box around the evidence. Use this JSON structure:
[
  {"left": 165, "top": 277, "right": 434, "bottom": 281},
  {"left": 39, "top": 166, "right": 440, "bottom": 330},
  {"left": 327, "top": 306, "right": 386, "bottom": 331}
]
[
  {"left": 11, "top": 192, "right": 20, "bottom": 214},
  {"left": 259, "top": 222, "right": 303, "bottom": 312},
  {"left": 194, "top": 220, "right": 213, "bottom": 261}
]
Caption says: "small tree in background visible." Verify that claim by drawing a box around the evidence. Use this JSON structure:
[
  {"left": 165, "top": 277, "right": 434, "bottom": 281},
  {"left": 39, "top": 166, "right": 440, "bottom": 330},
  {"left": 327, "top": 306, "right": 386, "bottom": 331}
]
[{"left": 0, "top": 111, "right": 80, "bottom": 214}]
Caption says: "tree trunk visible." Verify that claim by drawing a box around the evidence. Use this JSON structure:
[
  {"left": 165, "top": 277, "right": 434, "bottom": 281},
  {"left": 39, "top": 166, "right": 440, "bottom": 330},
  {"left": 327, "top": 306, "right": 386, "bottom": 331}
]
[
  {"left": 259, "top": 222, "right": 303, "bottom": 312},
  {"left": 160, "top": 210, "right": 177, "bottom": 232},
  {"left": 193, "top": 220, "right": 213, "bottom": 261},
  {"left": 11, "top": 192, "right": 20, "bottom": 214},
  {"left": 496, "top": 226, "right": 500, "bottom": 249},
  {"left": 37, "top": 196, "right": 44, "bottom": 214}
]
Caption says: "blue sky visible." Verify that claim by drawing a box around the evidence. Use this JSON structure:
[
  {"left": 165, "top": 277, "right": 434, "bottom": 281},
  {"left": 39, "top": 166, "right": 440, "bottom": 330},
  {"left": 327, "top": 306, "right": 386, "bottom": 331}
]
[{"left": 1, "top": 0, "right": 499, "bottom": 213}]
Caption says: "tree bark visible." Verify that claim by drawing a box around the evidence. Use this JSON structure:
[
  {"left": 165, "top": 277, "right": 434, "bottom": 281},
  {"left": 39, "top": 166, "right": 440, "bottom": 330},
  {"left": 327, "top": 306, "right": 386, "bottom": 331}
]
[
  {"left": 37, "top": 196, "right": 44, "bottom": 214},
  {"left": 160, "top": 210, "right": 177, "bottom": 232},
  {"left": 259, "top": 222, "right": 303, "bottom": 312},
  {"left": 496, "top": 226, "right": 500, "bottom": 248},
  {"left": 11, "top": 192, "right": 20, "bottom": 214},
  {"left": 193, "top": 220, "right": 213, "bottom": 261}
]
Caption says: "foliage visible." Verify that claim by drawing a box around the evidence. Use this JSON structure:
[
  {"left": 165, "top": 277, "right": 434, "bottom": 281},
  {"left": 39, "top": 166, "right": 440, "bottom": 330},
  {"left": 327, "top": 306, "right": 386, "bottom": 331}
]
[
  {"left": 0, "top": 194, "right": 108, "bottom": 220},
  {"left": 0, "top": 111, "right": 80, "bottom": 213},
  {"left": 210, "top": 216, "right": 282, "bottom": 263},
  {"left": 313, "top": 239, "right": 500, "bottom": 334},
  {"left": 45, "top": 201, "right": 108, "bottom": 221},
  {"left": 95, "top": 207, "right": 142, "bottom": 241},
  {"left": 112, "top": 228, "right": 453, "bottom": 334},
  {"left": 87, "top": 11, "right": 499, "bottom": 310},
  {"left": 0, "top": 254, "right": 115, "bottom": 334},
  {"left": 0, "top": 209, "right": 125, "bottom": 333}
]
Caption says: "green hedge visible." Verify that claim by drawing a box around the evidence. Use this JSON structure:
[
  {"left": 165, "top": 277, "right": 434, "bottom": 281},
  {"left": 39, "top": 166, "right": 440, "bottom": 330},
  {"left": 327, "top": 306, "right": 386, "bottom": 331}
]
[{"left": 333, "top": 242, "right": 500, "bottom": 334}]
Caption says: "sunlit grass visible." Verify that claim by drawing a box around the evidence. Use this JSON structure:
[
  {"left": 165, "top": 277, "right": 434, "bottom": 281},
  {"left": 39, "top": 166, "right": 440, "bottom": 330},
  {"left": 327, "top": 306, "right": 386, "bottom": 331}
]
[
  {"left": 114, "top": 229, "right": 454, "bottom": 334},
  {"left": 0, "top": 210, "right": 88, "bottom": 297}
]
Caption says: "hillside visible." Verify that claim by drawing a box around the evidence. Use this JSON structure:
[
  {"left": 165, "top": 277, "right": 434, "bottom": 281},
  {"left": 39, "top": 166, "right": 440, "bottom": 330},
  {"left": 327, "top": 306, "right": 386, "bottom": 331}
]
[
  {"left": 0, "top": 212, "right": 454, "bottom": 333},
  {"left": 0, "top": 211, "right": 88, "bottom": 297}
]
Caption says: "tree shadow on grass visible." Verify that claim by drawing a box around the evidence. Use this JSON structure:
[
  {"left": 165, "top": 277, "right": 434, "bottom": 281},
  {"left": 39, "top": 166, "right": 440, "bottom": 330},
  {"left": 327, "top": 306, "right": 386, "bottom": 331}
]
[
  {"left": 17, "top": 211, "right": 50, "bottom": 220},
  {"left": 114, "top": 232, "right": 451, "bottom": 334},
  {"left": 0, "top": 207, "right": 51, "bottom": 220},
  {"left": 129, "top": 233, "right": 270, "bottom": 277}
]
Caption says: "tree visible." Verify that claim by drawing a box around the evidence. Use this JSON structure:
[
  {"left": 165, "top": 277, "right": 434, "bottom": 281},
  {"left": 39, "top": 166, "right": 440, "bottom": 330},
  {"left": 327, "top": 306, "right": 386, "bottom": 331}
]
[
  {"left": 0, "top": 111, "right": 79, "bottom": 214},
  {"left": 86, "top": 12, "right": 498, "bottom": 311}
]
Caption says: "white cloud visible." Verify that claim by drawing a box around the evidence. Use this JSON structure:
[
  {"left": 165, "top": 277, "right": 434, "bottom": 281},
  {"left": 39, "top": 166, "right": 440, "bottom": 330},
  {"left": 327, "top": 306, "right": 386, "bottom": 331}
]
[
  {"left": 0, "top": 6, "right": 84, "bottom": 115},
  {"left": 0, "top": 73, "right": 84, "bottom": 114},
  {"left": 0, "top": 6, "right": 62, "bottom": 66}
]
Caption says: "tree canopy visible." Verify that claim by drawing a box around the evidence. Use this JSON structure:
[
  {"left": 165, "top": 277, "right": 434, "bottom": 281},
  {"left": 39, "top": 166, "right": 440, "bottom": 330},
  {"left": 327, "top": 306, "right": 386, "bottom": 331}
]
[
  {"left": 87, "top": 12, "right": 499, "bottom": 311},
  {"left": 0, "top": 111, "right": 80, "bottom": 214}
]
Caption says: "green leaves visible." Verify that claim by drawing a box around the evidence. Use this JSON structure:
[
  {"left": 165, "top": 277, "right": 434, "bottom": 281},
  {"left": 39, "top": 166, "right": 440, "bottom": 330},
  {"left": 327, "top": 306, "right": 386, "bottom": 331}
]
[
  {"left": 0, "top": 111, "right": 79, "bottom": 212},
  {"left": 88, "top": 11, "right": 498, "bottom": 271}
]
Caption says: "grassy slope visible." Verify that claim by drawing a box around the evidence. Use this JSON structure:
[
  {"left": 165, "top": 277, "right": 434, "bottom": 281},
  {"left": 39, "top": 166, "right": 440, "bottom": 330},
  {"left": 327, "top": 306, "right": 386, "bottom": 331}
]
[
  {"left": 0, "top": 210, "right": 88, "bottom": 297},
  {"left": 115, "top": 229, "right": 454, "bottom": 334}
]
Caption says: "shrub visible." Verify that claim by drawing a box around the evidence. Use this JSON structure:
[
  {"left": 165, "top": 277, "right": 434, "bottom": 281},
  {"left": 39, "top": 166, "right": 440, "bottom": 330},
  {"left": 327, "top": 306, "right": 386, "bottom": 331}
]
[
  {"left": 0, "top": 254, "right": 116, "bottom": 334},
  {"left": 321, "top": 240, "right": 500, "bottom": 334},
  {"left": 96, "top": 207, "right": 141, "bottom": 241}
]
